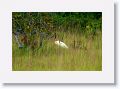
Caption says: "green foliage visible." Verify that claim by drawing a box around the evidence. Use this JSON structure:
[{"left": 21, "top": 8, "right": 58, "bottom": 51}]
[{"left": 12, "top": 12, "right": 102, "bottom": 34}]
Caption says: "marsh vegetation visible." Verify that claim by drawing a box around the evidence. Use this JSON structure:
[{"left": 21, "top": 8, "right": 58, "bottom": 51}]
[{"left": 12, "top": 12, "right": 102, "bottom": 71}]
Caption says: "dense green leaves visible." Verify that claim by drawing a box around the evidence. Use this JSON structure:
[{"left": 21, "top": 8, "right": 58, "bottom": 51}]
[{"left": 12, "top": 12, "right": 102, "bottom": 35}]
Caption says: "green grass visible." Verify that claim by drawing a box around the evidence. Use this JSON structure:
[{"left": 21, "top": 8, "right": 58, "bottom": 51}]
[{"left": 12, "top": 31, "right": 102, "bottom": 71}]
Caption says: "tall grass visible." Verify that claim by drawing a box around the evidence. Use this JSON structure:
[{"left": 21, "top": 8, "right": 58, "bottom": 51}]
[{"left": 12, "top": 30, "right": 102, "bottom": 71}]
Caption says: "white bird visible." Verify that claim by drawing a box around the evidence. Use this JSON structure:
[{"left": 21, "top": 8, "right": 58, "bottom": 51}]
[{"left": 55, "top": 40, "right": 68, "bottom": 49}]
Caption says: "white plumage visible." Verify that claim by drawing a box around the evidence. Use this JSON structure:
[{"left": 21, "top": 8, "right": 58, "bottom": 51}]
[{"left": 55, "top": 40, "right": 68, "bottom": 49}]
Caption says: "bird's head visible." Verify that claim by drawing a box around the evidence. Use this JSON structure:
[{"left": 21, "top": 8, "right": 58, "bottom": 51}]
[{"left": 55, "top": 40, "right": 59, "bottom": 45}]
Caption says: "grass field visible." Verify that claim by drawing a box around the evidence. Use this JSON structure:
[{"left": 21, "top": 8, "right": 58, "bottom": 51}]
[{"left": 12, "top": 30, "right": 102, "bottom": 71}]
